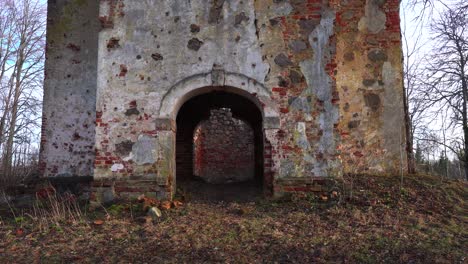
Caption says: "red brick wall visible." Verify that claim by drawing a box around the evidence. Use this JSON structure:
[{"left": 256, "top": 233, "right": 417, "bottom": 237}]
[{"left": 193, "top": 108, "right": 255, "bottom": 184}]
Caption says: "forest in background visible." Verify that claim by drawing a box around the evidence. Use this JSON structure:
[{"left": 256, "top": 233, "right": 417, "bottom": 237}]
[{"left": 402, "top": 0, "right": 468, "bottom": 180}]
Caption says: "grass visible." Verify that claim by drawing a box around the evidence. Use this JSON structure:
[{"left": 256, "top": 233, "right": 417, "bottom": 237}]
[{"left": 0, "top": 174, "right": 466, "bottom": 263}]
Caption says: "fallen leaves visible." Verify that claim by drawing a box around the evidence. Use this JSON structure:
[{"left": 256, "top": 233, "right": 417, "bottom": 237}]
[
  {"left": 0, "top": 174, "right": 465, "bottom": 263},
  {"left": 137, "top": 194, "right": 183, "bottom": 212},
  {"left": 15, "top": 228, "right": 24, "bottom": 237},
  {"left": 138, "top": 194, "right": 160, "bottom": 211},
  {"left": 172, "top": 201, "right": 183, "bottom": 208},
  {"left": 93, "top": 219, "right": 104, "bottom": 226},
  {"left": 160, "top": 201, "right": 171, "bottom": 210}
]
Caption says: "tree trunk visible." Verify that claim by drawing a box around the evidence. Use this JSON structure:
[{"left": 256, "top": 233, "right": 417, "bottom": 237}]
[
  {"left": 402, "top": 70, "right": 416, "bottom": 174},
  {"left": 3, "top": 47, "right": 24, "bottom": 175},
  {"left": 0, "top": 72, "right": 16, "bottom": 150},
  {"left": 461, "top": 78, "right": 468, "bottom": 180}
]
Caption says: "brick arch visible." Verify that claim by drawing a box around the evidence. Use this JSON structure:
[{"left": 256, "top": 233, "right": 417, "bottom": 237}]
[
  {"left": 155, "top": 72, "right": 281, "bottom": 198},
  {"left": 158, "top": 71, "right": 280, "bottom": 128},
  {"left": 176, "top": 91, "right": 264, "bottom": 184}
]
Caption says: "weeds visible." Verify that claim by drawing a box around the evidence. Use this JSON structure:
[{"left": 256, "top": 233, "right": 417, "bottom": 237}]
[
  {"left": 0, "top": 174, "right": 465, "bottom": 263},
  {"left": 27, "top": 185, "right": 87, "bottom": 232}
]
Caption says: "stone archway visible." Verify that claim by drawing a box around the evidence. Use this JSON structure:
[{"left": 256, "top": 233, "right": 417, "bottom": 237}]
[
  {"left": 176, "top": 92, "right": 263, "bottom": 200},
  {"left": 156, "top": 71, "right": 280, "bottom": 199}
]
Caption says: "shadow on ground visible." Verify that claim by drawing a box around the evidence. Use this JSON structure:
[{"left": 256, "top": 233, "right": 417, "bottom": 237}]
[{"left": 176, "top": 179, "right": 263, "bottom": 203}]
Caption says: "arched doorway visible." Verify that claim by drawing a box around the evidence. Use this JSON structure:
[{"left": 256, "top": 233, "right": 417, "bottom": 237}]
[
  {"left": 176, "top": 90, "right": 265, "bottom": 201},
  {"left": 156, "top": 71, "right": 280, "bottom": 200}
]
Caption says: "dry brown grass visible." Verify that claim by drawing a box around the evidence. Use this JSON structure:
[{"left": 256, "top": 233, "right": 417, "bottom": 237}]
[{"left": 0, "top": 174, "right": 466, "bottom": 263}]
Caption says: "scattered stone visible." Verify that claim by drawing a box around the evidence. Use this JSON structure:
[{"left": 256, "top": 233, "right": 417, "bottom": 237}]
[
  {"left": 343, "top": 102, "right": 350, "bottom": 112},
  {"left": 161, "top": 201, "right": 172, "bottom": 210},
  {"left": 88, "top": 201, "right": 101, "bottom": 212},
  {"left": 101, "top": 189, "right": 115, "bottom": 204},
  {"left": 147, "top": 207, "right": 162, "bottom": 219}
]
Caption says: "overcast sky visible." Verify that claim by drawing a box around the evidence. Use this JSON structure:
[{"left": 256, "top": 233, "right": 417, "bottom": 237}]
[{"left": 400, "top": 0, "right": 465, "bottom": 159}]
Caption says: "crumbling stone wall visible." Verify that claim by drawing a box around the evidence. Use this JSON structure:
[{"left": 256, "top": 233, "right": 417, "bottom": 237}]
[
  {"left": 335, "top": 0, "right": 405, "bottom": 174},
  {"left": 40, "top": 0, "right": 99, "bottom": 178},
  {"left": 193, "top": 108, "right": 255, "bottom": 184},
  {"left": 42, "top": 0, "right": 406, "bottom": 200}
]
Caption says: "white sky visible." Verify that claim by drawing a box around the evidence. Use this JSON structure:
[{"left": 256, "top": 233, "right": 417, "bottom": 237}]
[{"left": 400, "top": 0, "right": 464, "bottom": 160}]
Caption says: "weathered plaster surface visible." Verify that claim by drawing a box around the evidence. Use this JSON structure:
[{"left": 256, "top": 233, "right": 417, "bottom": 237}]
[
  {"left": 42, "top": 0, "right": 406, "bottom": 199},
  {"left": 40, "top": 0, "right": 99, "bottom": 178},
  {"left": 295, "top": 8, "right": 339, "bottom": 178}
]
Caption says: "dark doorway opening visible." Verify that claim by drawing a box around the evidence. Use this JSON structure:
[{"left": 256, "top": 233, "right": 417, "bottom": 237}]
[{"left": 176, "top": 90, "right": 264, "bottom": 202}]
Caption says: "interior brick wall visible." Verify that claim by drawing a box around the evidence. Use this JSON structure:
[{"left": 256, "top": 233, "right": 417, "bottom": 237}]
[{"left": 193, "top": 108, "right": 255, "bottom": 184}]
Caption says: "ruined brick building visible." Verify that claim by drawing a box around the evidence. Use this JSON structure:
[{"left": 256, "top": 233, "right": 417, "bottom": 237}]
[{"left": 40, "top": 0, "right": 406, "bottom": 200}]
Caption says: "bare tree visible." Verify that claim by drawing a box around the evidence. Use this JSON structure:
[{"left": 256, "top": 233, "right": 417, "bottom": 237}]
[
  {"left": 0, "top": 0, "right": 17, "bottom": 151},
  {"left": 421, "top": 3, "right": 468, "bottom": 180},
  {"left": 400, "top": 0, "right": 441, "bottom": 174},
  {"left": 0, "top": 0, "right": 45, "bottom": 185}
]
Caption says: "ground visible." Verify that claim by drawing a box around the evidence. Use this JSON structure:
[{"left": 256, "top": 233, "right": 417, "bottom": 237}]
[{"left": 0, "top": 174, "right": 466, "bottom": 263}]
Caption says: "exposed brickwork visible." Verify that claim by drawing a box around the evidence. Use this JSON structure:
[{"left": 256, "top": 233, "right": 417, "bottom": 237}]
[
  {"left": 269, "top": 0, "right": 341, "bottom": 180},
  {"left": 43, "top": 0, "right": 406, "bottom": 201},
  {"left": 333, "top": 0, "right": 405, "bottom": 174},
  {"left": 193, "top": 108, "right": 255, "bottom": 184}
]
